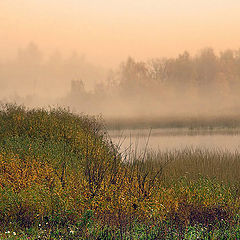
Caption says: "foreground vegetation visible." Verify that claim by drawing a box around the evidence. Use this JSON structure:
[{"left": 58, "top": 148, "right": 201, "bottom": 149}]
[{"left": 0, "top": 104, "right": 239, "bottom": 239}]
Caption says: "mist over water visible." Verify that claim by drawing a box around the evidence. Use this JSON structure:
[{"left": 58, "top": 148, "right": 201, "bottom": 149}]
[
  {"left": 1, "top": 44, "right": 240, "bottom": 121},
  {"left": 1, "top": 2, "right": 240, "bottom": 236},
  {"left": 109, "top": 128, "right": 240, "bottom": 153}
]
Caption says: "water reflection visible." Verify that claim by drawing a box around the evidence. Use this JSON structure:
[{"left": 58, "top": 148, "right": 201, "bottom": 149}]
[{"left": 108, "top": 128, "right": 240, "bottom": 153}]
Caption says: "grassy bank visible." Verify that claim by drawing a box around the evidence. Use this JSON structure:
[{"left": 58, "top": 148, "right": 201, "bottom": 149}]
[{"left": 0, "top": 104, "right": 239, "bottom": 239}]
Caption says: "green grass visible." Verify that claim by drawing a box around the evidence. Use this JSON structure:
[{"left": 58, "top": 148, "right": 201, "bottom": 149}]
[{"left": 0, "top": 103, "right": 239, "bottom": 239}]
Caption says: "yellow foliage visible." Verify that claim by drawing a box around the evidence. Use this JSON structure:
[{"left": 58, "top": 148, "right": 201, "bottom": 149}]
[{"left": 0, "top": 154, "right": 57, "bottom": 192}]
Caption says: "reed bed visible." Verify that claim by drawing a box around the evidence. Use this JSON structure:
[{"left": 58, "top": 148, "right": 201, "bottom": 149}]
[{"left": 0, "top": 104, "right": 239, "bottom": 239}]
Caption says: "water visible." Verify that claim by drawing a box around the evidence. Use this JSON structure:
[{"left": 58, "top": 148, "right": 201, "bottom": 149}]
[{"left": 108, "top": 128, "right": 240, "bottom": 153}]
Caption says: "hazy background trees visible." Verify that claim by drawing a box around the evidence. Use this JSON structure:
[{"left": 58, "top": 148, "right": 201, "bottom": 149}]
[
  {"left": 0, "top": 42, "right": 107, "bottom": 104},
  {"left": 1, "top": 43, "right": 240, "bottom": 118}
]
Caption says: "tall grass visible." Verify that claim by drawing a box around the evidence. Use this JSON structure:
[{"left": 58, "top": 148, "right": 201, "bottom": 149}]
[{"left": 0, "top": 104, "right": 239, "bottom": 239}]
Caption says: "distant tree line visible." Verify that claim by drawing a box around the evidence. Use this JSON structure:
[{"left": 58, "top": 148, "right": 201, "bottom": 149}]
[
  {"left": 0, "top": 42, "right": 106, "bottom": 100},
  {"left": 115, "top": 48, "right": 240, "bottom": 96},
  {"left": 1, "top": 44, "right": 240, "bottom": 116},
  {"left": 63, "top": 48, "right": 240, "bottom": 116}
]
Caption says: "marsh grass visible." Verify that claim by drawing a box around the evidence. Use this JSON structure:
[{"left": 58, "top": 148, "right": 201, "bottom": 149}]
[{"left": 0, "top": 104, "right": 239, "bottom": 239}]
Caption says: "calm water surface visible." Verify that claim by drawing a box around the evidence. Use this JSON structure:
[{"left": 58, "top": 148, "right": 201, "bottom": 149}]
[{"left": 108, "top": 128, "right": 240, "bottom": 153}]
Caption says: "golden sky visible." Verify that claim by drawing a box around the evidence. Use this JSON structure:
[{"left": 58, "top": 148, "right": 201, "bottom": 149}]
[{"left": 1, "top": 0, "right": 240, "bottom": 67}]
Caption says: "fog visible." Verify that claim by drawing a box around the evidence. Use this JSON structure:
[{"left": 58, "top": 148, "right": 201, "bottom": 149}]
[
  {"left": 1, "top": 0, "right": 240, "bottom": 120},
  {"left": 1, "top": 44, "right": 240, "bottom": 120},
  {"left": 0, "top": 43, "right": 107, "bottom": 102}
]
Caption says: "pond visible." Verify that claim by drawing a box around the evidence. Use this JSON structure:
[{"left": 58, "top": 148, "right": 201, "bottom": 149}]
[{"left": 108, "top": 128, "right": 240, "bottom": 153}]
